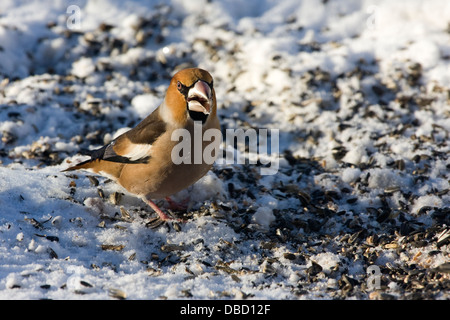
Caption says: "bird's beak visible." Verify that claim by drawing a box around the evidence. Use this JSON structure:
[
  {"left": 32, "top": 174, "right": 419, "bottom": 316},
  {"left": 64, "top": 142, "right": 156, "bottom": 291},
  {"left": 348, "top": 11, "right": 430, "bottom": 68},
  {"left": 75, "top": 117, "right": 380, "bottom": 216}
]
[{"left": 187, "top": 80, "right": 212, "bottom": 115}]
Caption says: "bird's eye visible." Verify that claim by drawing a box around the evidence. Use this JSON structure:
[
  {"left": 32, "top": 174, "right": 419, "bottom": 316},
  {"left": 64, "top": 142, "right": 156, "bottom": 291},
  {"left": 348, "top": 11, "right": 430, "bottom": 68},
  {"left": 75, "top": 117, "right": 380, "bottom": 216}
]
[{"left": 177, "top": 81, "right": 182, "bottom": 90}]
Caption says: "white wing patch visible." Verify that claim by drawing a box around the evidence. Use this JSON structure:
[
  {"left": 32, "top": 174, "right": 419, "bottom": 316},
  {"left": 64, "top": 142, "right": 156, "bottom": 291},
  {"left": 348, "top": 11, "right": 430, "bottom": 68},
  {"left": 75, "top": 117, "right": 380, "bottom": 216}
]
[{"left": 123, "top": 143, "right": 153, "bottom": 161}]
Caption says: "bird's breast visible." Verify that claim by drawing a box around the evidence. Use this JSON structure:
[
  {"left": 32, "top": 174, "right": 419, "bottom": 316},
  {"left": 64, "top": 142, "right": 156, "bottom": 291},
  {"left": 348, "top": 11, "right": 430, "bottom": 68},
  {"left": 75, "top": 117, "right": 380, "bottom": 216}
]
[{"left": 118, "top": 119, "right": 221, "bottom": 199}]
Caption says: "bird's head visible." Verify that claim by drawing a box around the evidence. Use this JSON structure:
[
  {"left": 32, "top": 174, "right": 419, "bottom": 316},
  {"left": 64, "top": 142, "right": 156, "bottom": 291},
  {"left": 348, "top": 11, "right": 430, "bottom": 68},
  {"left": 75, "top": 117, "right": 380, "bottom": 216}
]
[{"left": 163, "top": 68, "right": 216, "bottom": 126}]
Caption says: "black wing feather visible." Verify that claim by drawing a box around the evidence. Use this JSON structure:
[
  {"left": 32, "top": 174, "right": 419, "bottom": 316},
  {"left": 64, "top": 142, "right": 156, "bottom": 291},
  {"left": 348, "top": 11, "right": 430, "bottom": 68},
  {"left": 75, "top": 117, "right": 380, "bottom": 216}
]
[{"left": 87, "top": 140, "right": 150, "bottom": 164}]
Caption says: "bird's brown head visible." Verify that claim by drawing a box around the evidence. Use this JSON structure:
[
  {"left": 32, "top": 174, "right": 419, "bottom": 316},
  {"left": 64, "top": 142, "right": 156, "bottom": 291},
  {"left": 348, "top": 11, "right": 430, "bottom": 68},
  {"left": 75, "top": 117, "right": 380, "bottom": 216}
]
[{"left": 164, "top": 68, "right": 216, "bottom": 126}]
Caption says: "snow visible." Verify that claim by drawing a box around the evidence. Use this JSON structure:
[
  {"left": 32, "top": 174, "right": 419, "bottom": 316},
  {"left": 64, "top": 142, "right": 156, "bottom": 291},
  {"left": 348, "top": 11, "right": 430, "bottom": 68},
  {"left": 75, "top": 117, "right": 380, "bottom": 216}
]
[
  {"left": 0, "top": 0, "right": 449, "bottom": 300},
  {"left": 252, "top": 207, "right": 275, "bottom": 228},
  {"left": 311, "top": 252, "right": 340, "bottom": 275},
  {"left": 131, "top": 94, "right": 162, "bottom": 119},
  {"left": 71, "top": 57, "right": 96, "bottom": 79},
  {"left": 341, "top": 167, "right": 362, "bottom": 184}
]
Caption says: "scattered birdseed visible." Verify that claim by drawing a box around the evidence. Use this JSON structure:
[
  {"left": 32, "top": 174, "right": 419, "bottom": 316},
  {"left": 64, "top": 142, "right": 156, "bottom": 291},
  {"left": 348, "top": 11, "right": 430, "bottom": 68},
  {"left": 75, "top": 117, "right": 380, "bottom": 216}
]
[{"left": 0, "top": 1, "right": 448, "bottom": 301}]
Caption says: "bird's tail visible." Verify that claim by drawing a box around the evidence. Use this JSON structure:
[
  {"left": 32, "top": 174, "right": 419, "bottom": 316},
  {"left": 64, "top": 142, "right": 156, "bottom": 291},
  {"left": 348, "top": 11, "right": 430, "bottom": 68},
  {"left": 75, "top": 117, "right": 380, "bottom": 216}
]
[
  {"left": 62, "top": 159, "right": 96, "bottom": 172},
  {"left": 62, "top": 158, "right": 123, "bottom": 181}
]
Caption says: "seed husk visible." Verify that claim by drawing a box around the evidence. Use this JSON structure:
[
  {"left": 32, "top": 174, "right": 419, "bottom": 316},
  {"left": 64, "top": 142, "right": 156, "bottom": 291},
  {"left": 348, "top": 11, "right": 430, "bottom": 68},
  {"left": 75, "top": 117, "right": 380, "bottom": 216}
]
[
  {"left": 434, "top": 263, "right": 450, "bottom": 274},
  {"left": 25, "top": 218, "right": 44, "bottom": 230},
  {"left": 110, "top": 192, "right": 122, "bottom": 205},
  {"left": 384, "top": 242, "right": 399, "bottom": 249},
  {"left": 173, "top": 222, "right": 182, "bottom": 232},
  {"left": 306, "top": 261, "right": 322, "bottom": 277},
  {"left": 384, "top": 186, "right": 400, "bottom": 194},
  {"left": 80, "top": 280, "right": 93, "bottom": 288},
  {"left": 283, "top": 252, "right": 296, "bottom": 260},
  {"left": 47, "top": 247, "right": 58, "bottom": 259},
  {"left": 120, "top": 207, "right": 131, "bottom": 221},
  {"left": 160, "top": 244, "right": 184, "bottom": 252},
  {"left": 146, "top": 217, "right": 165, "bottom": 229},
  {"left": 436, "top": 229, "right": 450, "bottom": 247},
  {"left": 97, "top": 188, "right": 105, "bottom": 199},
  {"left": 88, "top": 176, "right": 99, "bottom": 186},
  {"left": 101, "top": 244, "right": 125, "bottom": 251},
  {"left": 108, "top": 288, "right": 127, "bottom": 300}
]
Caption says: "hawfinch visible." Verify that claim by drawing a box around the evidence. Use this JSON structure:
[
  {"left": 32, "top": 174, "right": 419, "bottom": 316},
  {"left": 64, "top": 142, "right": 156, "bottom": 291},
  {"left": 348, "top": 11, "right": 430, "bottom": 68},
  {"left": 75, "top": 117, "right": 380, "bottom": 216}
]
[{"left": 64, "top": 68, "right": 221, "bottom": 226}]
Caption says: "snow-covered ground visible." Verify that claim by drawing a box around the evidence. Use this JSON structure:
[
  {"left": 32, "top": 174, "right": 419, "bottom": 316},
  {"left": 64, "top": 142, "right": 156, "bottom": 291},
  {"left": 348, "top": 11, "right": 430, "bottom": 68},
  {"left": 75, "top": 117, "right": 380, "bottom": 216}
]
[{"left": 0, "top": 0, "right": 449, "bottom": 300}]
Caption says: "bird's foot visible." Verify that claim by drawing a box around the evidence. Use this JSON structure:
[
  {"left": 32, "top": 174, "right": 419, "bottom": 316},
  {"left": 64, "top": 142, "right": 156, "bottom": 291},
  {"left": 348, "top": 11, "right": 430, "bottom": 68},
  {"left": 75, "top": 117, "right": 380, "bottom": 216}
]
[{"left": 143, "top": 197, "right": 185, "bottom": 229}]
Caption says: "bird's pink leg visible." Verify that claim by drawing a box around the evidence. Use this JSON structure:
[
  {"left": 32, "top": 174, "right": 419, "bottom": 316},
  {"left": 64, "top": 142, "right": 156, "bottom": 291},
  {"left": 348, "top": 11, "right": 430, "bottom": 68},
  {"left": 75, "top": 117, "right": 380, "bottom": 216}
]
[
  {"left": 165, "top": 196, "right": 189, "bottom": 211},
  {"left": 142, "top": 196, "right": 184, "bottom": 223}
]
